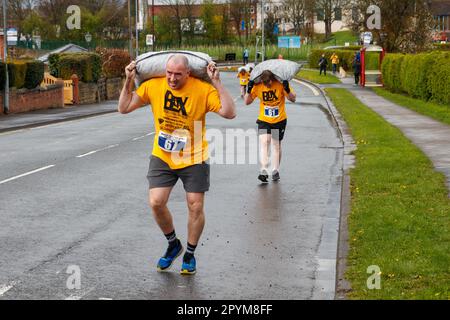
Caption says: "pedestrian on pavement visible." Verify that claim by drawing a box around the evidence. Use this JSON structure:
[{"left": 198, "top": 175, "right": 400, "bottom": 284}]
[
  {"left": 330, "top": 52, "right": 339, "bottom": 75},
  {"left": 237, "top": 67, "right": 250, "bottom": 98},
  {"left": 118, "top": 54, "right": 236, "bottom": 275},
  {"left": 243, "top": 48, "right": 249, "bottom": 65},
  {"left": 352, "top": 52, "right": 361, "bottom": 86},
  {"left": 318, "top": 54, "right": 328, "bottom": 76},
  {"left": 244, "top": 70, "right": 296, "bottom": 183}
]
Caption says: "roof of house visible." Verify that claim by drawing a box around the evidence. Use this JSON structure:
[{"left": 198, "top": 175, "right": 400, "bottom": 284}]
[
  {"left": 38, "top": 43, "right": 88, "bottom": 63},
  {"left": 430, "top": 0, "right": 450, "bottom": 15}
]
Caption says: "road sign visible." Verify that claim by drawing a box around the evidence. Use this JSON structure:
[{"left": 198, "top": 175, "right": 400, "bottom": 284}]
[
  {"left": 241, "top": 20, "right": 245, "bottom": 31},
  {"left": 274, "top": 24, "right": 279, "bottom": 35},
  {"left": 278, "top": 36, "right": 301, "bottom": 48},
  {"left": 7, "top": 28, "right": 17, "bottom": 46}
]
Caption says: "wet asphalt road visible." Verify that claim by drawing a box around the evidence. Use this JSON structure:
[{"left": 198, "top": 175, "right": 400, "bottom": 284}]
[{"left": 0, "top": 72, "right": 343, "bottom": 300}]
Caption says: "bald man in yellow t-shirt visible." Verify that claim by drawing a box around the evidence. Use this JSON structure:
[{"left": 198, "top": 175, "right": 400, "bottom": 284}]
[
  {"left": 244, "top": 70, "right": 296, "bottom": 183},
  {"left": 118, "top": 54, "right": 236, "bottom": 275}
]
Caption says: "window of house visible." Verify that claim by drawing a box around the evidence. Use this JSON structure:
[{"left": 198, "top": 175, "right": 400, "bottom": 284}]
[
  {"left": 334, "top": 7, "right": 342, "bottom": 21},
  {"left": 317, "top": 9, "right": 324, "bottom": 21}
]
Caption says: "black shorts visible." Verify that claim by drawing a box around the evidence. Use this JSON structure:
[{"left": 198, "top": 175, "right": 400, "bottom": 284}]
[
  {"left": 147, "top": 156, "right": 210, "bottom": 193},
  {"left": 257, "top": 119, "right": 287, "bottom": 141}
]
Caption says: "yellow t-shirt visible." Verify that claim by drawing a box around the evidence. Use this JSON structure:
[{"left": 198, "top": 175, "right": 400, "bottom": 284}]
[
  {"left": 136, "top": 77, "right": 222, "bottom": 169},
  {"left": 250, "top": 81, "right": 293, "bottom": 124},
  {"left": 237, "top": 72, "right": 250, "bottom": 86}
]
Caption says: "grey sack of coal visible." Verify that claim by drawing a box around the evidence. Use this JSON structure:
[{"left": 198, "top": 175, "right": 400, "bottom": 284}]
[
  {"left": 250, "top": 59, "right": 301, "bottom": 84},
  {"left": 134, "top": 50, "right": 213, "bottom": 86}
]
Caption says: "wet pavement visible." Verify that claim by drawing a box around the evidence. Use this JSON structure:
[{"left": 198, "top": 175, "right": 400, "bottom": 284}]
[{"left": 0, "top": 72, "right": 343, "bottom": 299}]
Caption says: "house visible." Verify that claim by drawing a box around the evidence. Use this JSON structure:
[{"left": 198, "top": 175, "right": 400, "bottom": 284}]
[
  {"left": 431, "top": 0, "right": 450, "bottom": 41},
  {"left": 37, "top": 43, "right": 88, "bottom": 65}
]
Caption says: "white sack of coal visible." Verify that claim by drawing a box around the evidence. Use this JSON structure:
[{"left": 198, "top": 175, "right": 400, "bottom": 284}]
[
  {"left": 249, "top": 59, "right": 301, "bottom": 83},
  {"left": 135, "top": 50, "right": 213, "bottom": 86}
]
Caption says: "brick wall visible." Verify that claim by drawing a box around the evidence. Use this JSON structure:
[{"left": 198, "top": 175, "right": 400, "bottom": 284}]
[
  {"left": 78, "top": 82, "right": 99, "bottom": 105},
  {"left": 0, "top": 83, "right": 64, "bottom": 115},
  {"left": 106, "top": 77, "right": 124, "bottom": 100}
]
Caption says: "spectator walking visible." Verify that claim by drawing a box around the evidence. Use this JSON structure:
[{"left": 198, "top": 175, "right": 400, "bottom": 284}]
[{"left": 318, "top": 54, "right": 328, "bottom": 76}]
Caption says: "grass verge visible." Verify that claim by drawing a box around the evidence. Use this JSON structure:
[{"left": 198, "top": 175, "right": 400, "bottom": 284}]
[
  {"left": 372, "top": 87, "right": 450, "bottom": 126},
  {"left": 326, "top": 88, "right": 450, "bottom": 299},
  {"left": 297, "top": 69, "right": 341, "bottom": 84}
]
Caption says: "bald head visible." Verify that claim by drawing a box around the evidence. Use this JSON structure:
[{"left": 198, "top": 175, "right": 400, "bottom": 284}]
[
  {"left": 166, "top": 54, "right": 191, "bottom": 90},
  {"left": 167, "top": 54, "right": 190, "bottom": 71}
]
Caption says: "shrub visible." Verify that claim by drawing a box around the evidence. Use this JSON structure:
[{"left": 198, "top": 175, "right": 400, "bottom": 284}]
[
  {"left": 381, "top": 51, "right": 450, "bottom": 106},
  {"left": 24, "top": 60, "right": 45, "bottom": 89},
  {"left": 95, "top": 48, "right": 130, "bottom": 78},
  {"left": 309, "top": 49, "right": 357, "bottom": 71},
  {"left": 427, "top": 51, "right": 450, "bottom": 105},
  {"left": 55, "top": 53, "right": 102, "bottom": 83},
  {"left": 48, "top": 53, "right": 60, "bottom": 77}
]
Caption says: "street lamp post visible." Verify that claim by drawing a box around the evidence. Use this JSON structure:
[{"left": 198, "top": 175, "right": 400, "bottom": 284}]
[
  {"left": 2, "top": 0, "right": 9, "bottom": 114},
  {"left": 261, "top": 0, "right": 265, "bottom": 62},
  {"left": 135, "top": 0, "right": 139, "bottom": 58},
  {"left": 152, "top": 0, "right": 155, "bottom": 51},
  {"left": 128, "top": 0, "right": 133, "bottom": 58}
]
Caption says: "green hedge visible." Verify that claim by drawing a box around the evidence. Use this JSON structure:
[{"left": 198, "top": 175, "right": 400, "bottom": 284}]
[
  {"left": 309, "top": 49, "right": 380, "bottom": 72},
  {"left": 7, "top": 61, "right": 27, "bottom": 88},
  {"left": 49, "top": 52, "right": 101, "bottom": 83},
  {"left": 24, "top": 60, "right": 45, "bottom": 89},
  {"left": 381, "top": 51, "right": 450, "bottom": 105}
]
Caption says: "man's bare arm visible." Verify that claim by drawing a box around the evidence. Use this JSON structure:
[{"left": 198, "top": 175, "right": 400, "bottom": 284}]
[
  {"left": 207, "top": 62, "right": 236, "bottom": 119},
  {"left": 118, "top": 61, "right": 146, "bottom": 114}
]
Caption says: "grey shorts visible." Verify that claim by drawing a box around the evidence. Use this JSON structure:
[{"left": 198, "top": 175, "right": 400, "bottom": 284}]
[{"left": 147, "top": 156, "right": 210, "bottom": 193}]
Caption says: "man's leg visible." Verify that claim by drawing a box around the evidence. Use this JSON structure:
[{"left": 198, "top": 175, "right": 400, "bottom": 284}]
[
  {"left": 258, "top": 133, "right": 271, "bottom": 182},
  {"left": 186, "top": 192, "right": 205, "bottom": 247},
  {"left": 149, "top": 187, "right": 174, "bottom": 234},
  {"left": 271, "top": 136, "right": 282, "bottom": 171},
  {"left": 150, "top": 186, "right": 184, "bottom": 271}
]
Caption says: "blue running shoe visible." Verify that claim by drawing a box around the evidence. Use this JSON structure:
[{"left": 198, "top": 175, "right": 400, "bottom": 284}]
[
  {"left": 157, "top": 240, "right": 183, "bottom": 271},
  {"left": 180, "top": 256, "right": 196, "bottom": 275}
]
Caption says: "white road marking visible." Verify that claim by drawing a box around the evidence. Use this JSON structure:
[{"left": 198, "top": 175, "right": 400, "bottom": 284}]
[
  {"left": 0, "top": 165, "right": 55, "bottom": 185},
  {"left": 76, "top": 144, "right": 119, "bottom": 158},
  {"left": 132, "top": 131, "right": 155, "bottom": 141},
  {"left": 293, "top": 79, "right": 320, "bottom": 96},
  {"left": 98, "top": 297, "right": 113, "bottom": 300},
  {"left": 0, "top": 281, "right": 17, "bottom": 296}
]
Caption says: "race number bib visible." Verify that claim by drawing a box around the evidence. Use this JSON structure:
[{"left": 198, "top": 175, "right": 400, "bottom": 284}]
[
  {"left": 158, "top": 131, "right": 187, "bottom": 152},
  {"left": 264, "top": 106, "right": 279, "bottom": 118}
]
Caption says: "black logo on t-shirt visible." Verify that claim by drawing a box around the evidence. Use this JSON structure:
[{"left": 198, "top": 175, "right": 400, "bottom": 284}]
[
  {"left": 164, "top": 91, "right": 188, "bottom": 116},
  {"left": 262, "top": 90, "right": 278, "bottom": 102}
]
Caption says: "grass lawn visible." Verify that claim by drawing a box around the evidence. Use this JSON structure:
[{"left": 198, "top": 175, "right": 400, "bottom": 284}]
[
  {"left": 296, "top": 69, "right": 341, "bottom": 84},
  {"left": 326, "top": 88, "right": 450, "bottom": 299},
  {"left": 321, "top": 30, "right": 359, "bottom": 47},
  {"left": 372, "top": 87, "right": 450, "bottom": 126}
]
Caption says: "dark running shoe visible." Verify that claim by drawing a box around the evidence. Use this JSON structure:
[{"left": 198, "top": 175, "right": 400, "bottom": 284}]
[
  {"left": 157, "top": 239, "right": 183, "bottom": 272},
  {"left": 180, "top": 255, "right": 196, "bottom": 275},
  {"left": 258, "top": 169, "right": 269, "bottom": 183},
  {"left": 272, "top": 170, "right": 280, "bottom": 181}
]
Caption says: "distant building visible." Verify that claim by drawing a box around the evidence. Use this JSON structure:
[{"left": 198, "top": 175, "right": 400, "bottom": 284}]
[
  {"left": 431, "top": 0, "right": 450, "bottom": 41},
  {"left": 37, "top": 44, "right": 88, "bottom": 64}
]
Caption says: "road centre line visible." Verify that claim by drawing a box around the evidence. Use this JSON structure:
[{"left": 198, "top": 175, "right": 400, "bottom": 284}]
[
  {"left": 0, "top": 281, "right": 17, "bottom": 297},
  {"left": 0, "top": 165, "right": 55, "bottom": 185},
  {"left": 293, "top": 78, "right": 320, "bottom": 96},
  {"left": 132, "top": 132, "right": 155, "bottom": 141},
  {"left": 76, "top": 144, "right": 119, "bottom": 158}
]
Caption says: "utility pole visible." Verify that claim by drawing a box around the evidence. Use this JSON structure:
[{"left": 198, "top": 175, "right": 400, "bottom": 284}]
[
  {"left": 152, "top": 0, "right": 155, "bottom": 51},
  {"left": 2, "top": 0, "right": 9, "bottom": 114},
  {"left": 128, "top": 0, "right": 133, "bottom": 58},
  {"left": 135, "top": 0, "right": 139, "bottom": 58}
]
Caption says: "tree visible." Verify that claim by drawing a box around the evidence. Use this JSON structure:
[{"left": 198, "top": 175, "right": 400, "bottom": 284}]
[
  {"left": 348, "top": 0, "right": 434, "bottom": 52},
  {"left": 315, "top": 0, "right": 350, "bottom": 40},
  {"left": 162, "top": 0, "right": 184, "bottom": 46},
  {"left": 282, "top": 0, "right": 307, "bottom": 35}
]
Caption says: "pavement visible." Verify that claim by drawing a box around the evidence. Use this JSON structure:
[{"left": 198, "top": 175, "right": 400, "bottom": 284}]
[
  {"left": 0, "top": 72, "right": 344, "bottom": 299},
  {"left": 0, "top": 101, "right": 119, "bottom": 133},
  {"left": 319, "top": 76, "right": 450, "bottom": 195}
]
